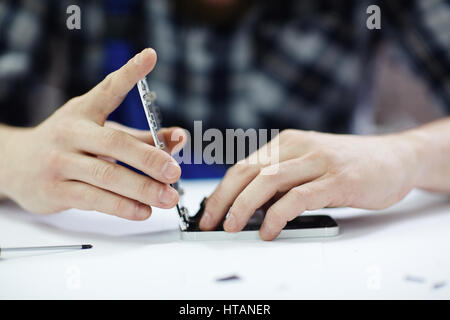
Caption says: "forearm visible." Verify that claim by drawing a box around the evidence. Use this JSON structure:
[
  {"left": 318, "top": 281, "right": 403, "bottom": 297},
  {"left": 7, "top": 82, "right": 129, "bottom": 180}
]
[
  {"left": 402, "top": 117, "right": 450, "bottom": 194},
  {"left": 0, "top": 124, "right": 26, "bottom": 200},
  {"left": 0, "top": 125, "right": 10, "bottom": 199}
]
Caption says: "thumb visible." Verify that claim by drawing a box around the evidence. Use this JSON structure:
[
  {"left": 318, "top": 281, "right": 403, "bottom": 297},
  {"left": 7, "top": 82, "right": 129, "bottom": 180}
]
[{"left": 81, "top": 48, "right": 157, "bottom": 124}]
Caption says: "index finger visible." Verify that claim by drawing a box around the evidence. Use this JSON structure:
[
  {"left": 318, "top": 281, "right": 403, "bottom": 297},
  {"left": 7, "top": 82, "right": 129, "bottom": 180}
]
[
  {"left": 105, "top": 122, "right": 188, "bottom": 154},
  {"left": 199, "top": 137, "right": 280, "bottom": 230},
  {"left": 223, "top": 157, "right": 325, "bottom": 233},
  {"left": 199, "top": 162, "right": 260, "bottom": 231},
  {"left": 72, "top": 121, "right": 181, "bottom": 184}
]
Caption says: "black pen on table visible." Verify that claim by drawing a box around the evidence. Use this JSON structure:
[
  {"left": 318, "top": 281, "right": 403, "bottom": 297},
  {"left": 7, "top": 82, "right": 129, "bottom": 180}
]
[{"left": 0, "top": 244, "right": 93, "bottom": 257}]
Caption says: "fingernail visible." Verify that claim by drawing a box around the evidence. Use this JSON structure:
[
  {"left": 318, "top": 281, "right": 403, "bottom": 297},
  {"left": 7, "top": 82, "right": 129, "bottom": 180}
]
[
  {"left": 136, "top": 204, "right": 150, "bottom": 219},
  {"left": 159, "top": 186, "right": 177, "bottom": 206},
  {"left": 162, "top": 160, "right": 180, "bottom": 180},
  {"left": 224, "top": 213, "right": 237, "bottom": 232},
  {"left": 134, "top": 48, "right": 154, "bottom": 66}
]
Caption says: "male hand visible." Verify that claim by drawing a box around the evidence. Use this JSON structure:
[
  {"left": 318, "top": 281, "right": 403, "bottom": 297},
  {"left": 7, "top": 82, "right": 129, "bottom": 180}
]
[
  {"left": 1, "top": 48, "right": 187, "bottom": 220},
  {"left": 200, "top": 129, "right": 421, "bottom": 240}
]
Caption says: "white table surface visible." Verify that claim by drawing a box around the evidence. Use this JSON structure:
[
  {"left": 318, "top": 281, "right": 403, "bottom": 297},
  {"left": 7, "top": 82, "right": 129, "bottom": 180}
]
[{"left": 0, "top": 179, "right": 449, "bottom": 299}]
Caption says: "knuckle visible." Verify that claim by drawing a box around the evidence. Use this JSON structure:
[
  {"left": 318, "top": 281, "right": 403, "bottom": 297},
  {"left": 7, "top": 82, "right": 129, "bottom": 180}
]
[
  {"left": 142, "top": 149, "right": 160, "bottom": 168},
  {"left": 46, "top": 150, "right": 63, "bottom": 170},
  {"left": 267, "top": 207, "right": 285, "bottom": 226},
  {"left": 254, "top": 172, "right": 275, "bottom": 190},
  {"left": 100, "top": 73, "right": 115, "bottom": 94},
  {"left": 103, "top": 129, "right": 127, "bottom": 148},
  {"left": 279, "top": 129, "right": 302, "bottom": 144},
  {"left": 63, "top": 96, "right": 83, "bottom": 110},
  {"left": 44, "top": 150, "right": 65, "bottom": 180},
  {"left": 91, "top": 163, "right": 116, "bottom": 185},
  {"left": 309, "top": 149, "right": 338, "bottom": 167},
  {"left": 50, "top": 118, "right": 72, "bottom": 144},
  {"left": 290, "top": 186, "right": 308, "bottom": 200},
  {"left": 227, "top": 162, "right": 257, "bottom": 179},
  {"left": 79, "top": 187, "right": 97, "bottom": 206},
  {"left": 280, "top": 129, "right": 297, "bottom": 139},
  {"left": 310, "top": 149, "right": 328, "bottom": 160},
  {"left": 111, "top": 197, "right": 128, "bottom": 215},
  {"left": 259, "top": 161, "right": 281, "bottom": 176},
  {"left": 226, "top": 163, "right": 243, "bottom": 177},
  {"left": 259, "top": 164, "right": 284, "bottom": 182},
  {"left": 99, "top": 73, "right": 124, "bottom": 102},
  {"left": 233, "top": 196, "right": 252, "bottom": 214},
  {"left": 137, "top": 179, "right": 155, "bottom": 199},
  {"left": 204, "top": 192, "right": 229, "bottom": 218},
  {"left": 205, "top": 192, "right": 222, "bottom": 210}
]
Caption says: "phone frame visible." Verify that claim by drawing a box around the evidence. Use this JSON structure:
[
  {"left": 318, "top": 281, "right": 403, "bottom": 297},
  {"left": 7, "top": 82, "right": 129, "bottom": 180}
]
[{"left": 181, "top": 214, "right": 339, "bottom": 241}]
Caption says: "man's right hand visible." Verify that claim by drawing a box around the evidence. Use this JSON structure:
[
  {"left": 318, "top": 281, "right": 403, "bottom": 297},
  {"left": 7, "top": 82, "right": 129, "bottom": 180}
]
[{"left": 0, "top": 48, "right": 187, "bottom": 220}]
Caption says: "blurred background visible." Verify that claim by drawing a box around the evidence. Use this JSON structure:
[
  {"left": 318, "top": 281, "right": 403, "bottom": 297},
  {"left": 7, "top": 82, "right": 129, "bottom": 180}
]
[{"left": 0, "top": 0, "right": 448, "bottom": 178}]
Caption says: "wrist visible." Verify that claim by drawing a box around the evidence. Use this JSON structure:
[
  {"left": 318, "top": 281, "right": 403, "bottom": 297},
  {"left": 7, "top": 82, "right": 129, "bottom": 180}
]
[
  {"left": 0, "top": 125, "right": 29, "bottom": 198},
  {"left": 392, "top": 128, "right": 431, "bottom": 190},
  {"left": 0, "top": 125, "right": 12, "bottom": 197}
]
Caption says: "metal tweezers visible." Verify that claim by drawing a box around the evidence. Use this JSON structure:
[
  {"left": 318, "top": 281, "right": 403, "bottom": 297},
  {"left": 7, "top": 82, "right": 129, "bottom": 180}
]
[{"left": 137, "top": 77, "right": 199, "bottom": 231}]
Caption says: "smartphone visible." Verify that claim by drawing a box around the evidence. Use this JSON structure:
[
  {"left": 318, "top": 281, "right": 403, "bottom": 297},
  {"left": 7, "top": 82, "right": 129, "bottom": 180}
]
[{"left": 180, "top": 209, "right": 339, "bottom": 241}]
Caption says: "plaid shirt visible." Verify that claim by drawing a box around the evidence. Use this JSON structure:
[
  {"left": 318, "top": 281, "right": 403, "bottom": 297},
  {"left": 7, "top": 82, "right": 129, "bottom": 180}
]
[{"left": 0, "top": 0, "right": 449, "bottom": 134}]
